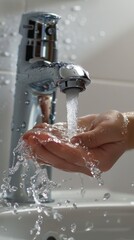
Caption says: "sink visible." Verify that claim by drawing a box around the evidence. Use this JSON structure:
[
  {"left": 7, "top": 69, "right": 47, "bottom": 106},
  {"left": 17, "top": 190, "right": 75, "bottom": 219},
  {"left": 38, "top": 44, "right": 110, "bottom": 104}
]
[{"left": 0, "top": 189, "right": 134, "bottom": 240}]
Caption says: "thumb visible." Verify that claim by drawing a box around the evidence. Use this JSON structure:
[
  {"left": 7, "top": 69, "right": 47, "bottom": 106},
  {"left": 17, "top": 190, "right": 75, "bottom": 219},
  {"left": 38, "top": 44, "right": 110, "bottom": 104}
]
[{"left": 71, "top": 128, "right": 109, "bottom": 148}]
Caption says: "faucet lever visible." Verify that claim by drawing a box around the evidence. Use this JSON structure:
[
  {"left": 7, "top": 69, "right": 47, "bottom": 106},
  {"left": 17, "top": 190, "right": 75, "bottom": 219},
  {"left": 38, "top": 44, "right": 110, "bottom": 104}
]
[{"left": 19, "top": 12, "right": 61, "bottom": 62}]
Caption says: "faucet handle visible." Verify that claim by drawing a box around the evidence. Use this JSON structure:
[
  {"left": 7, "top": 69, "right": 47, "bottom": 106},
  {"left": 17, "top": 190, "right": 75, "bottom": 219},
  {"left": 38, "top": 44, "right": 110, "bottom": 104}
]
[{"left": 19, "top": 12, "right": 61, "bottom": 61}]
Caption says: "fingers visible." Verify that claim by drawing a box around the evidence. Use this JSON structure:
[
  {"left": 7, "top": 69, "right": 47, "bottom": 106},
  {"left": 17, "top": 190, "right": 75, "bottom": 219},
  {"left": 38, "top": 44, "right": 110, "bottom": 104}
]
[
  {"left": 23, "top": 128, "right": 42, "bottom": 141},
  {"left": 27, "top": 136, "right": 92, "bottom": 176},
  {"left": 39, "top": 139, "right": 86, "bottom": 167},
  {"left": 71, "top": 127, "right": 106, "bottom": 148},
  {"left": 23, "top": 128, "right": 59, "bottom": 142},
  {"left": 71, "top": 123, "right": 123, "bottom": 149},
  {"left": 23, "top": 128, "right": 89, "bottom": 167},
  {"left": 23, "top": 124, "right": 66, "bottom": 142},
  {"left": 77, "top": 114, "right": 97, "bottom": 131},
  {"left": 33, "top": 122, "right": 49, "bottom": 129}
]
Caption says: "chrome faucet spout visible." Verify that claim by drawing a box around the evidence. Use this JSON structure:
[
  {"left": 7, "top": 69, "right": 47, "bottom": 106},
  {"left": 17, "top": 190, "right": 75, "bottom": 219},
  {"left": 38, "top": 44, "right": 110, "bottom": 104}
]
[{"left": 26, "top": 60, "right": 91, "bottom": 94}]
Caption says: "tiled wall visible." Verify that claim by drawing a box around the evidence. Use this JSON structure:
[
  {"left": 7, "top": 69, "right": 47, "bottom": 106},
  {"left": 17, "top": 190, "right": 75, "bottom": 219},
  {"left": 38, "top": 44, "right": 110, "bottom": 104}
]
[{"left": 0, "top": 0, "right": 134, "bottom": 194}]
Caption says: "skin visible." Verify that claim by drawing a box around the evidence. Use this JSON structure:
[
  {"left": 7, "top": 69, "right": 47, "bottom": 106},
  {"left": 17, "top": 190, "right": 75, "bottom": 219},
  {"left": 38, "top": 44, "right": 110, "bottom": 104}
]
[{"left": 23, "top": 110, "right": 134, "bottom": 176}]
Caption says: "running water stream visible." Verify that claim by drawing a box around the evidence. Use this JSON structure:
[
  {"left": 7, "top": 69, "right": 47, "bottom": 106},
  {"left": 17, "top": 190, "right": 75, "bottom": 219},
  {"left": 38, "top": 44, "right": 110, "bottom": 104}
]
[{"left": 66, "top": 88, "right": 79, "bottom": 138}]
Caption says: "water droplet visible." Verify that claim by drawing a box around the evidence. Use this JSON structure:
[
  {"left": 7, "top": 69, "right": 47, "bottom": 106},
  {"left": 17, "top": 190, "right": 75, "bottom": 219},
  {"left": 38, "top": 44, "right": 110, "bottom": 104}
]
[
  {"left": 18, "top": 215, "right": 22, "bottom": 220},
  {"left": 10, "top": 32, "right": 17, "bottom": 37},
  {"left": 24, "top": 91, "right": 28, "bottom": 95},
  {"left": 57, "top": 202, "right": 62, "bottom": 207},
  {"left": 131, "top": 182, "right": 134, "bottom": 187},
  {"left": 30, "top": 229, "right": 33, "bottom": 235},
  {"left": 69, "top": 54, "right": 77, "bottom": 61},
  {"left": 99, "top": 30, "right": 106, "bottom": 37},
  {"left": 71, "top": 223, "right": 77, "bottom": 233},
  {"left": 0, "top": 225, "right": 7, "bottom": 232},
  {"left": 1, "top": 33, "right": 7, "bottom": 38},
  {"left": 64, "top": 19, "right": 70, "bottom": 25},
  {"left": 13, "top": 202, "right": 19, "bottom": 215},
  {"left": 2, "top": 51, "right": 10, "bottom": 57},
  {"left": 71, "top": 5, "right": 81, "bottom": 11},
  {"left": 85, "top": 222, "right": 94, "bottom": 231},
  {"left": 53, "top": 210, "right": 63, "bottom": 221},
  {"left": 21, "top": 122, "right": 26, "bottom": 128},
  {"left": 117, "top": 218, "right": 121, "bottom": 224},
  {"left": 65, "top": 199, "right": 70, "bottom": 205},
  {"left": 0, "top": 21, "right": 5, "bottom": 26},
  {"left": 63, "top": 38, "right": 72, "bottom": 44},
  {"left": 106, "top": 219, "right": 110, "bottom": 223},
  {"left": 16, "top": 128, "right": 20, "bottom": 132},
  {"left": 4, "top": 80, "right": 10, "bottom": 85},
  {"left": 20, "top": 183, "right": 24, "bottom": 188},
  {"left": 25, "top": 100, "right": 30, "bottom": 105},
  {"left": 10, "top": 87, "right": 15, "bottom": 94},
  {"left": 72, "top": 202, "right": 77, "bottom": 209},
  {"left": 103, "top": 211, "right": 108, "bottom": 217},
  {"left": 80, "top": 186, "right": 85, "bottom": 197},
  {"left": 37, "top": 205, "right": 43, "bottom": 213},
  {"left": 103, "top": 192, "right": 111, "bottom": 201},
  {"left": 59, "top": 234, "right": 68, "bottom": 240},
  {"left": 67, "top": 14, "right": 76, "bottom": 22},
  {"left": 21, "top": 173, "right": 27, "bottom": 181},
  {"left": 61, "top": 226, "right": 66, "bottom": 232},
  {"left": 86, "top": 161, "right": 104, "bottom": 186},
  {"left": 11, "top": 186, "right": 18, "bottom": 192}
]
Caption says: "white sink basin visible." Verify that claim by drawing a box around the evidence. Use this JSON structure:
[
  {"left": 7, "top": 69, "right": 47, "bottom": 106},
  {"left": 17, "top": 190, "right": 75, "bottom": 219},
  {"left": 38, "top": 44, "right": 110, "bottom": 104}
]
[{"left": 0, "top": 189, "right": 134, "bottom": 240}]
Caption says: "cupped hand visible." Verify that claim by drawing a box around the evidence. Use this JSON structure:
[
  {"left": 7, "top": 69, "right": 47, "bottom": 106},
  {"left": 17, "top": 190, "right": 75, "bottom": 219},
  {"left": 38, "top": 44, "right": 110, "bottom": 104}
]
[
  {"left": 22, "top": 123, "right": 93, "bottom": 176},
  {"left": 71, "top": 110, "right": 128, "bottom": 172},
  {"left": 22, "top": 110, "right": 129, "bottom": 176}
]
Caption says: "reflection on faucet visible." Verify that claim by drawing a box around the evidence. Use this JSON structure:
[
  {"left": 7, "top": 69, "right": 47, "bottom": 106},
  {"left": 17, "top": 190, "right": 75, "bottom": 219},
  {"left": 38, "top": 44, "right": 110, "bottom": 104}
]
[{"left": 6, "top": 12, "right": 90, "bottom": 203}]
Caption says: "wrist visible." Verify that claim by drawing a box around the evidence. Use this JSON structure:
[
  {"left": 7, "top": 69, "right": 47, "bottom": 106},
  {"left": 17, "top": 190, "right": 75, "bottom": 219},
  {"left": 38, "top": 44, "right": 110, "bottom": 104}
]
[{"left": 123, "top": 112, "right": 134, "bottom": 150}]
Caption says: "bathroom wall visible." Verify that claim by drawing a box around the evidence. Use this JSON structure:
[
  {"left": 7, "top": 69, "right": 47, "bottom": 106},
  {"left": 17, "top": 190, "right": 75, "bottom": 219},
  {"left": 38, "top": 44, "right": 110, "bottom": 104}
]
[{"left": 0, "top": 0, "right": 134, "bottom": 196}]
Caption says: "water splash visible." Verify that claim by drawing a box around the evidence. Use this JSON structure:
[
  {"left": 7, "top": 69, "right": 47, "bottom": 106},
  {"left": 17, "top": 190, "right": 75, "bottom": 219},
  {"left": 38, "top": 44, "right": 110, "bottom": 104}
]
[
  {"left": 29, "top": 167, "right": 57, "bottom": 204},
  {"left": 0, "top": 138, "right": 63, "bottom": 239},
  {"left": 30, "top": 215, "right": 43, "bottom": 240},
  {"left": 85, "top": 161, "right": 104, "bottom": 186}
]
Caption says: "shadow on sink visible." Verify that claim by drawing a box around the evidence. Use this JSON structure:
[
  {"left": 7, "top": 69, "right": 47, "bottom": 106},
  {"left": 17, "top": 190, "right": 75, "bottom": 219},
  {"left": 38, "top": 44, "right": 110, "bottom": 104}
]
[{"left": 0, "top": 190, "right": 134, "bottom": 240}]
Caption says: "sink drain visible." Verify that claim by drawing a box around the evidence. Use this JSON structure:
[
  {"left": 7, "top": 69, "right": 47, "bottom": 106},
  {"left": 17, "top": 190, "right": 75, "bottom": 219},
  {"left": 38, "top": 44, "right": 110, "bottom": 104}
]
[
  {"left": 44, "top": 231, "right": 59, "bottom": 240},
  {"left": 47, "top": 237, "right": 57, "bottom": 240}
]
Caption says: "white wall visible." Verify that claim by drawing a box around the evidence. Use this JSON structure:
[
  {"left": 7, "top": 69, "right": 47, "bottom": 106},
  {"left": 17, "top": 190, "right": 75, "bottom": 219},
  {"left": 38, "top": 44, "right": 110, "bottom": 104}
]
[{"left": 0, "top": 0, "right": 134, "bottom": 195}]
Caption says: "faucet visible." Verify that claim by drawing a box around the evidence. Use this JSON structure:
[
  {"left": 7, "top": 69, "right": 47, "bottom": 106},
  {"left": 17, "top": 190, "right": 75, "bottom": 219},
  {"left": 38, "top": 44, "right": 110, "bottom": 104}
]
[{"left": 5, "top": 12, "right": 91, "bottom": 203}]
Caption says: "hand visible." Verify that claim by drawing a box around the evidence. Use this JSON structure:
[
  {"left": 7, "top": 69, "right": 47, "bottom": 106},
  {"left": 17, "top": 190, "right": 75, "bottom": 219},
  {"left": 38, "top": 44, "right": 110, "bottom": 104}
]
[
  {"left": 71, "top": 110, "right": 129, "bottom": 172},
  {"left": 22, "top": 123, "right": 92, "bottom": 176},
  {"left": 22, "top": 110, "right": 129, "bottom": 176}
]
